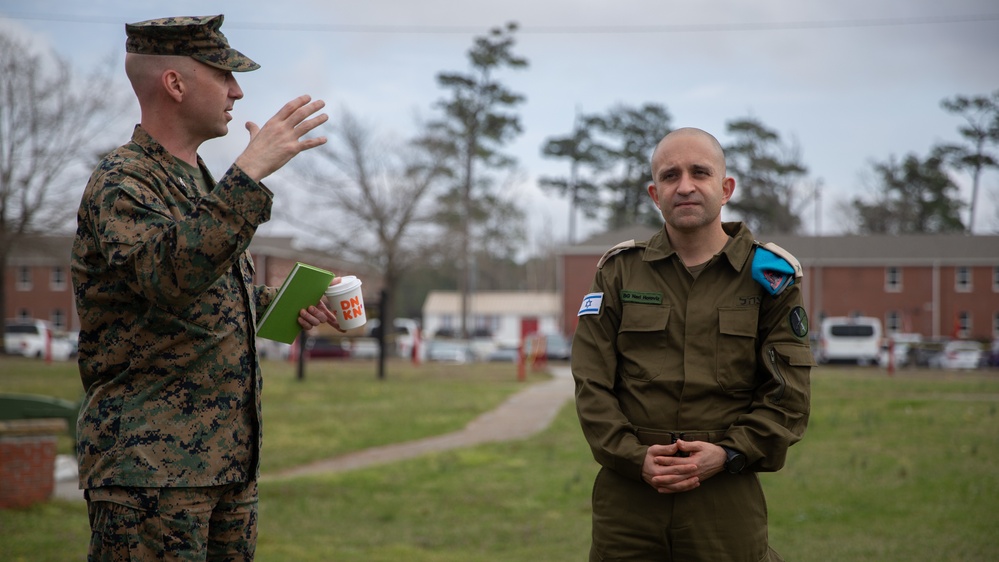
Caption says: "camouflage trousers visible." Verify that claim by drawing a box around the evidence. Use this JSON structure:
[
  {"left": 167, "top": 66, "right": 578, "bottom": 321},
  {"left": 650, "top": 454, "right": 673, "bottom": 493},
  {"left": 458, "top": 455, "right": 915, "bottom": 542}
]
[{"left": 85, "top": 481, "right": 258, "bottom": 562}]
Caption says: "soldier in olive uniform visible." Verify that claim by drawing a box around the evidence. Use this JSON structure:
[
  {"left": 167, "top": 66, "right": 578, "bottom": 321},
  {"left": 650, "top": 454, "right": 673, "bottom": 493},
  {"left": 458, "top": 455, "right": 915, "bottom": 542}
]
[
  {"left": 571, "top": 128, "right": 813, "bottom": 561},
  {"left": 72, "top": 15, "right": 338, "bottom": 561}
]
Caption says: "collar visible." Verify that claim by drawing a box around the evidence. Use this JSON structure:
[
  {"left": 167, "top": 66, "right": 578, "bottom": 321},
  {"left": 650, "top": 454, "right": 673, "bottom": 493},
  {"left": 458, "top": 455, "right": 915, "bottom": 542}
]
[
  {"left": 129, "top": 125, "right": 207, "bottom": 197},
  {"left": 642, "top": 222, "right": 755, "bottom": 274}
]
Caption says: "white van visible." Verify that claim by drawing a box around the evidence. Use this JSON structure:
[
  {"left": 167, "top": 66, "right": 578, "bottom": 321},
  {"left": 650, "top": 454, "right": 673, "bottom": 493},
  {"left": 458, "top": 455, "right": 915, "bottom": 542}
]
[{"left": 816, "top": 316, "right": 883, "bottom": 365}]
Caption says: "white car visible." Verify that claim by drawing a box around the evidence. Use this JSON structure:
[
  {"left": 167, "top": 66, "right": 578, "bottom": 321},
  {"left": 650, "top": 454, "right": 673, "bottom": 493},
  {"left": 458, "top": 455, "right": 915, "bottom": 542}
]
[
  {"left": 4, "top": 319, "right": 73, "bottom": 360},
  {"left": 879, "top": 332, "right": 922, "bottom": 368},
  {"left": 930, "top": 340, "right": 984, "bottom": 370},
  {"left": 426, "top": 339, "right": 475, "bottom": 363}
]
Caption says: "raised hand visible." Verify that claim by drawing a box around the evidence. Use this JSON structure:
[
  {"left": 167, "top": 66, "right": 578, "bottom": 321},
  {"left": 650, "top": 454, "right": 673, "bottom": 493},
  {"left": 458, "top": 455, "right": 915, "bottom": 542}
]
[{"left": 235, "top": 95, "right": 329, "bottom": 181}]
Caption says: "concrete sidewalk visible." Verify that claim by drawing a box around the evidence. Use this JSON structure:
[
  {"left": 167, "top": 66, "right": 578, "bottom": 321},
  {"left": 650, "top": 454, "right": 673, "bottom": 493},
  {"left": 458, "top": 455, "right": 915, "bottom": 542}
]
[
  {"left": 53, "top": 366, "right": 575, "bottom": 499},
  {"left": 265, "top": 366, "right": 575, "bottom": 480}
]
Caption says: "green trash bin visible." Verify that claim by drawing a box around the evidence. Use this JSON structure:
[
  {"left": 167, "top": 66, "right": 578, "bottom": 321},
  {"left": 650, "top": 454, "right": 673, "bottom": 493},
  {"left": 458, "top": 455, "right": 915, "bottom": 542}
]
[{"left": 0, "top": 393, "right": 80, "bottom": 442}]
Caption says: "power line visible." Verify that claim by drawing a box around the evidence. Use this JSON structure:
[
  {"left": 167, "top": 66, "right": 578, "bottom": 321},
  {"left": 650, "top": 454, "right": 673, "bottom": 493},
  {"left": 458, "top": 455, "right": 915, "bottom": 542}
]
[{"left": 2, "top": 11, "right": 998, "bottom": 34}]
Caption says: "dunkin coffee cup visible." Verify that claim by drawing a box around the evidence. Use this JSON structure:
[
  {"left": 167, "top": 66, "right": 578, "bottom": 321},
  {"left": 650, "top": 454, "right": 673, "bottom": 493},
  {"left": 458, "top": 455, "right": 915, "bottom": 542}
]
[{"left": 324, "top": 275, "right": 367, "bottom": 330}]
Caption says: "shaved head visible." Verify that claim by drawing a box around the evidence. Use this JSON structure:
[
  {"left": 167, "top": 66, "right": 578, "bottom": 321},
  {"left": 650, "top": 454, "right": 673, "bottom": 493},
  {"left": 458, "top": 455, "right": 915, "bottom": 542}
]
[
  {"left": 124, "top": 53, "right": 198, "bottom": 101},
  {"left": 651, "top": 127, "right": 727, "bottom": 176}
]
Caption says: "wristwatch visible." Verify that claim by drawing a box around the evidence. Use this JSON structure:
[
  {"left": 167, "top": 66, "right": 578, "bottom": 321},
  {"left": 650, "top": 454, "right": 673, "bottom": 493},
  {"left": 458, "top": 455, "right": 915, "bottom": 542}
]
[{"left": 722, "top": 446, "right": 747, "bottom": 474}]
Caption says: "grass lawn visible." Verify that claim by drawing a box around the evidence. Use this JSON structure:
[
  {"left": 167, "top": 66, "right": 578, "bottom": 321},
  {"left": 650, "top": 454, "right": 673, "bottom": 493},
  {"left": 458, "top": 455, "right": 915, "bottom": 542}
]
[{"left": 2, "top": 357, "right": 998, "bottom": 560}]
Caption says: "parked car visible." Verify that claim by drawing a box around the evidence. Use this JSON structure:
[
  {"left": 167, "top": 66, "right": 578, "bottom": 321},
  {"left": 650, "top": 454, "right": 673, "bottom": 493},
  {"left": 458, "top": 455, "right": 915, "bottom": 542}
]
[
  {"left": 304, "top": 335, "right": 351, "bottom": 359},
  {"left": 815, "top": 316, "right": 882, "bottom": 365},
  {"left": 878, "top": 332, "right": 922, "bottom": 368},
  {"left": 5, "top": 318, "right": 49, "bottom": 357},
  {"left": 366, "top": 318, "right": 419, "bottom": 358},
  {"left": 3, "top": 319, "right": 73, "bottom": 360},
  {"left": 524, "top": 333, "right": 572, "bottom": 361},
  {"left": 65, "top": 331, "right": 79, "bottom": 358},
  {"left": 347, "top": 337, "right": 380, "bottom": 359},
  {"left": 426, "top": 339, "right": 475, "bottom": 363},
  {"left": 929, "top": 340, "right": 984, "bottom": 370},
  {"left": 256, "top": 338, "right": 291, "bottom": 360},
  {"left": 912, "top": 337, "right": 951, "bottom": 367},
  {"left": 988, "top": 339, "right": 999, "bottom": 368},
  {"left": 486, "top": 345, "right": 520, "bottom": 362}
]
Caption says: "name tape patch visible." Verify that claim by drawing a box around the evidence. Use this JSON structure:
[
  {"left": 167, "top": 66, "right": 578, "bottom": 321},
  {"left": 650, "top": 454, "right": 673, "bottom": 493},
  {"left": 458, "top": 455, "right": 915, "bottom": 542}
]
[
  {"left": 578, "top": 292, "right": 603, "bottom": 316},
  {"left": 621, "top": 290, "right": 663, "bottom": 305}
]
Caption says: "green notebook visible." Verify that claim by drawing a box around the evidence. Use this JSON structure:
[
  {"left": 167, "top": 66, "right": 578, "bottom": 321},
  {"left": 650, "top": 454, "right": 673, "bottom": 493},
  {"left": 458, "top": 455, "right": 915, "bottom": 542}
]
[{"left": 256, "top": 262, "right": 336, "bottom": 343}]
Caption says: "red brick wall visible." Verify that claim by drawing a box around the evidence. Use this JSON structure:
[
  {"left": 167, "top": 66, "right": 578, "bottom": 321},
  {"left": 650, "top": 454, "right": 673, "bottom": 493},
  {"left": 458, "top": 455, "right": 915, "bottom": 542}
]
[
  {"left": 562, "top": 254, "right": 601, "bottom": 338},
  {"left": 4, "top": 252, "right": 301, "bottom": 333},
  {"left": 0, "top": 421, "right": 62, "bottom": 509},
  {"left": 4, "top": 264, "right": 75, "bottom": 330},
  {"left": 806, "top": 264, "right": 999, "bottom": 340}
]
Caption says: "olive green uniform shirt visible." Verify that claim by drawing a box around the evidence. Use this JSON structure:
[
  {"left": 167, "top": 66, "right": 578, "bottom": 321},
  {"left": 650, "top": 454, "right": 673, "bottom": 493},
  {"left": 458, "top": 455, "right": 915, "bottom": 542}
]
[
  {"left": 571, "top": 222, "right": 812, "bottom": 482},
  {"left": 72, "top": 125, "right": 277, "bottom": 489}
]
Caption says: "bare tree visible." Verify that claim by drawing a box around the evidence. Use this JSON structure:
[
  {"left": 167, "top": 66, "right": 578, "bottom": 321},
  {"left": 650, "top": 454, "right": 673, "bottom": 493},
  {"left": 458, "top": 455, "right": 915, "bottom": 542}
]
[
  {"left": 293, "top": 109, "right": 451, "bottom": 374},
  {"left": 0, "top": 30, "right": 125, "bottom": 343}
]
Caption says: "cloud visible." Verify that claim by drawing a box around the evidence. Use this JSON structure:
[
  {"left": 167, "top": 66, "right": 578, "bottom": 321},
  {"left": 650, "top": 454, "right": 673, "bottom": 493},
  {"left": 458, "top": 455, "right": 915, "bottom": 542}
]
[{"left": 3, "top": 0, "right": 997, "bottom": 236}]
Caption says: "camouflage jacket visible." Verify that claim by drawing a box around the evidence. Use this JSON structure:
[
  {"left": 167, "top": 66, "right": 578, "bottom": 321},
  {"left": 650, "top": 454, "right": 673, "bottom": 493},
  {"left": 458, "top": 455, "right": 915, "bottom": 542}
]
[
  {"left": 71, "top": 125, "right": 277, "bottom": 489},
  {"left": 571, "top": 222, "right": 813, "bottom": 482}
]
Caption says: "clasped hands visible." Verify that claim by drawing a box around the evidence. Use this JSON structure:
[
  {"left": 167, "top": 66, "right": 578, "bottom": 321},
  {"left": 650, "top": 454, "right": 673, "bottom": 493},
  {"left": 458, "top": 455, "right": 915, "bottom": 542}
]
[{"left": 641, "top": 440, "right": 728, "bottom": 494}]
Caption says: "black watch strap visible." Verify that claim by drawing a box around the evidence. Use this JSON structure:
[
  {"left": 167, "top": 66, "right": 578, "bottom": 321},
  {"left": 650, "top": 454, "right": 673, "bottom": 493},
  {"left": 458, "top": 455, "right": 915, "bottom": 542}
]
[{"left": 722, "top": 446, "right": 747, "bottom": 474}]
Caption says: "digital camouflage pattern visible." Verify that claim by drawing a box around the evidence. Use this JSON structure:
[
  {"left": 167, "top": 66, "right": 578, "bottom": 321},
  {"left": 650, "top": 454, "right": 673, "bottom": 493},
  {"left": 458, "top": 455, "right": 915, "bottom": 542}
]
[
  {"left": 571, "top": 222, "right": 812, "bottom": 480},
  {"left": 86, "top": 483, "right": 258, "bottom": 560},
  {"left": 125, "top": 14, "right": 260, "bottom": 72},
  {"left": 72, "top": 125, "right": 277, "bottom": 489}
]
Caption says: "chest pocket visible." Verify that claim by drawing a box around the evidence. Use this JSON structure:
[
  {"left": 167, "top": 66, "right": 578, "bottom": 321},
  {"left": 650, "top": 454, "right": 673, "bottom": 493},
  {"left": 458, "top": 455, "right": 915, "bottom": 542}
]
[
  {"left": 617, "top": 304, "right": 670, "bottom": 381},
  {"left": 716, "top": 306, "right": 759, "bottom": 392}
]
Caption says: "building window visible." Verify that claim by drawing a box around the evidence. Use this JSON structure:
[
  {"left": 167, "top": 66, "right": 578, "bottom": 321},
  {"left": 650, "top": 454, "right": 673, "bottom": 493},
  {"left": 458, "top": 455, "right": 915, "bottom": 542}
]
[
  {"left": 886, "top": 311, "right": 900, "bottom": 333},
  {"left": 955, "top": 266, "right": 972, "bottom": 293},
  {"left": 51, "top": 309, "right": 65, "bottom": 330},
  {"left": 435, "top": 315, "right": 456, "bottom": 338},
  {"left": 958, "top": 311, "right": 971, "bottom": 337},
  {"left": 994, "top": 312, "right": 999, "bottom": 338},
  {"left": 885, "top": 267, "right": 901, "bottom": 292},
  {"left": 16, "top": 266, "right": 32, "bottom": 291},
  {"left": 473, "top": 315, "right": 499, "bottom": 338},
  {"left": 50, "top": 266, "right": 67, "bottom": 291},
  {"left": 994, "top": 266, "right": 999, "bottom": 292}
]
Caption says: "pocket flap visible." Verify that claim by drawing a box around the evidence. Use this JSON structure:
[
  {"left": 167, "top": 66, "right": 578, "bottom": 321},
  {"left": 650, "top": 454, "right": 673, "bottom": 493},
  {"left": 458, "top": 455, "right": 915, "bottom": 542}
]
[
  {"left": 719, "top": 307, "right": 758, "bottom": 338},
  {"left": 619, "top": 304, "right": 669, "bottom": 333},
  {"left": 774, "top": 342, "right": 815, "bottom": 366}
]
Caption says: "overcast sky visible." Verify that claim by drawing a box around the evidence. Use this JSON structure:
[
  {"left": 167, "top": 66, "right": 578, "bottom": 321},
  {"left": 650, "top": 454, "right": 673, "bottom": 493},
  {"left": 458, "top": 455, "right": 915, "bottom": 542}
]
[{"left": 2, "top": 0, "right": 998, "bottom": 249}]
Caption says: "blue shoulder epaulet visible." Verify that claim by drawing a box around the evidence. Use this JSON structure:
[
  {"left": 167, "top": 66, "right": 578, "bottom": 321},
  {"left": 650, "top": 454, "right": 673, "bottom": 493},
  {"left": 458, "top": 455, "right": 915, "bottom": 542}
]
[{"left": 751, "top": 242, "right": 802, "bottom": 296}]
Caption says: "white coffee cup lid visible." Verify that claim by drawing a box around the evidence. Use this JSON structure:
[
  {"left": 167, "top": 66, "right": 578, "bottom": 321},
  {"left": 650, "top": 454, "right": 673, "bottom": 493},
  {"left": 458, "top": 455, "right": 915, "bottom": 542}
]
[{"left": 325, "top": 275, "right": 362, "bottom": 297}]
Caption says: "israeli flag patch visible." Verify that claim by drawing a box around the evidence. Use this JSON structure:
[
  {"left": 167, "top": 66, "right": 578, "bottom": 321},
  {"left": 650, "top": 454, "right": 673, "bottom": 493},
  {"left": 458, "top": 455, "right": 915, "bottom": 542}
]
[{"left": 578, "top": 292, "right": 604, "bottom": 316}]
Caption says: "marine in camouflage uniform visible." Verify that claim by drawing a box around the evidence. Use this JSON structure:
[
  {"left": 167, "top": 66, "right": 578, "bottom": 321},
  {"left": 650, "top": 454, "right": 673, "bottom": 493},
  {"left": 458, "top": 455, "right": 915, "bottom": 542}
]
[
  {"left": 571, "top": 128, "right": 813, "bottom": 562},
  {"left": 72, "top": 15, "right": 329, "bottom": 561}
]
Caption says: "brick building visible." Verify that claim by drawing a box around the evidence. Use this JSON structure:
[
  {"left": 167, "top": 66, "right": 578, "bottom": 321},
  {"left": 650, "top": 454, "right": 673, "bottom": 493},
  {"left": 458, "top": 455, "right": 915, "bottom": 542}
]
[
  {"left": 3, "top": 235, "right": 368, "bottom": 333},
  {"left": 559, "top": 226, "right": 999, "bottom": 342}
]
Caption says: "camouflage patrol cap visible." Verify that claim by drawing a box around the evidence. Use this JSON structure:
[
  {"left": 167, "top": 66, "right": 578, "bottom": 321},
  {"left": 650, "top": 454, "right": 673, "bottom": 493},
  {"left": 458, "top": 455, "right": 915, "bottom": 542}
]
[{"left": 125, "top": 14, "right": 260, "bottom": 72}]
